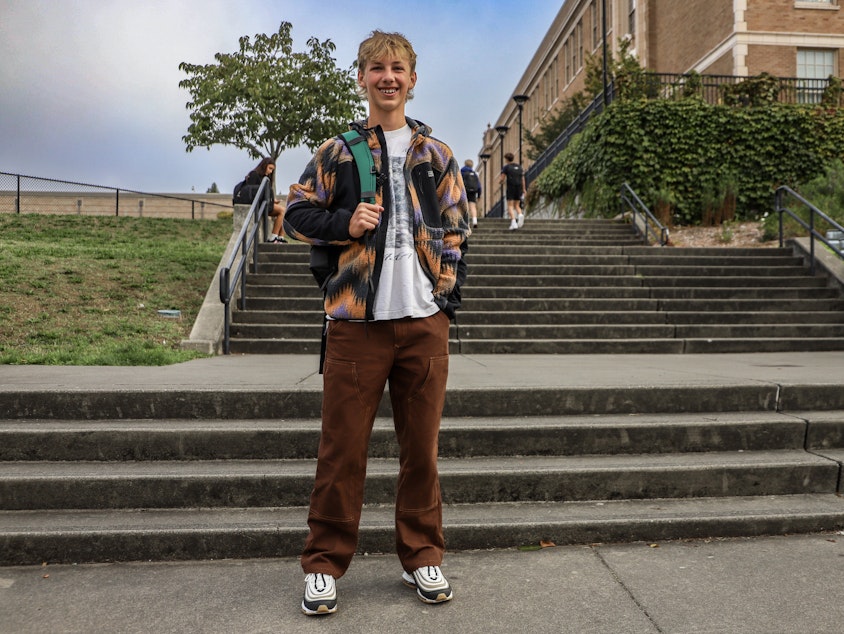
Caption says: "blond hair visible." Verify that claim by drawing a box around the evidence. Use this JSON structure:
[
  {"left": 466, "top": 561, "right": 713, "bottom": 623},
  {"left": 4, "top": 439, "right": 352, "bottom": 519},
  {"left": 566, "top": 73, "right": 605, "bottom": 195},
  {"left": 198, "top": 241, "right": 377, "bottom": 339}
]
[{"left": 357, "top": 30, "right": 417, "bottom": 73}]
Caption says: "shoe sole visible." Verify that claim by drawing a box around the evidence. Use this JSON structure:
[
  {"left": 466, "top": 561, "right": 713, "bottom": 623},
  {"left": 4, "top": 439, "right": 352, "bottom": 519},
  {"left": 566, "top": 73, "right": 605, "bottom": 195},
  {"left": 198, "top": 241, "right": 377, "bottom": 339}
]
[
  {"left": 402, "top": 572, "right": 453, "bottom": 604},
  {"left": 301, "top": 600, "right": 337, "bottom": 616}
]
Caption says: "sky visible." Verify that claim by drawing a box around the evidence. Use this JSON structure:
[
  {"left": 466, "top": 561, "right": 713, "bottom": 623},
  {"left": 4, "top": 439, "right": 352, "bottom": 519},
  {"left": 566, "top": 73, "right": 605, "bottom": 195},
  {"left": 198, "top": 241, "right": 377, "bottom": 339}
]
[{"left": 0, "top": 0, "right": 563, "bottom": 195}]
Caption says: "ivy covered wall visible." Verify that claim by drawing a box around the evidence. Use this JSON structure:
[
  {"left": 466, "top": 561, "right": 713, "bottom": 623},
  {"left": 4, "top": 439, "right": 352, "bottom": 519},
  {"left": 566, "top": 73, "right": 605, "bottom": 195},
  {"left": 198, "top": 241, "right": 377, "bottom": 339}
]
[{"left": 532, "top": 99, "right": 844, "bottom": 225}]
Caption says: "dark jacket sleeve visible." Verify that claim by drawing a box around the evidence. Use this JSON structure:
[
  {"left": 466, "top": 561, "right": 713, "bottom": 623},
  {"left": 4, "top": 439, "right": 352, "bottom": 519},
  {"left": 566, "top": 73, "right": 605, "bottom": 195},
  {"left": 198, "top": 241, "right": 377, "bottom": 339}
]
[{"left": 283, "top": 139, "right": 361, "bottom": 246}]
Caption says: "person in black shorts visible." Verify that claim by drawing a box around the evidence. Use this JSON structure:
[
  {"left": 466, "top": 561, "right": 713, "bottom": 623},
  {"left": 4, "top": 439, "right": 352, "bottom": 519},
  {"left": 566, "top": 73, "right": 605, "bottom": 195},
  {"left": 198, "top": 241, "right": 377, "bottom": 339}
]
[
  {"left": 499, "top": 152, "right": 525, "bottom": 230},
  {"left": 460, "top": 159, "right": 481, "bottom": 227}
]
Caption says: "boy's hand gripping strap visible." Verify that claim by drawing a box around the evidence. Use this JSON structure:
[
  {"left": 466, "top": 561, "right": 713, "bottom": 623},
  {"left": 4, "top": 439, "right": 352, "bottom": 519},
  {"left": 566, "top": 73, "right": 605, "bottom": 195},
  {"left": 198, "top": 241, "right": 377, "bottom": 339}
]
[{"left": 340, "top": 130, "right": 377, "bottom": 203}]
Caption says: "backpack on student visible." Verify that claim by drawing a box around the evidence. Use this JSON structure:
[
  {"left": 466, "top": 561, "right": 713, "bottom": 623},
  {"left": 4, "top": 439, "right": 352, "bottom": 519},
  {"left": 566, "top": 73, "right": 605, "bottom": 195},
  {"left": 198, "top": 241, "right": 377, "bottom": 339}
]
[
  {"left": 462, "top": 169, "right": 480, "bottom": 193},
  {"left": 504, "top": 163, "right": 523, "bottom": 188},
  {"left": 308, "top": 129, "right": 377, "bottom": 289},
  {"left": 232, "top": 180, "right": 261, "bottom": 205}
]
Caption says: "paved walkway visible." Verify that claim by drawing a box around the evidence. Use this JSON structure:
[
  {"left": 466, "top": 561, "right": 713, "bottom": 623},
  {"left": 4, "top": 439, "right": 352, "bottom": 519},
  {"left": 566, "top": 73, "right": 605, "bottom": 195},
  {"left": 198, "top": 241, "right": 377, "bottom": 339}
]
[
  {"left": 2, "top": 532, "right": 843, "bottom": 633},
  {"left": 2, "top": 350, "right": 843, "bottom": 393}
]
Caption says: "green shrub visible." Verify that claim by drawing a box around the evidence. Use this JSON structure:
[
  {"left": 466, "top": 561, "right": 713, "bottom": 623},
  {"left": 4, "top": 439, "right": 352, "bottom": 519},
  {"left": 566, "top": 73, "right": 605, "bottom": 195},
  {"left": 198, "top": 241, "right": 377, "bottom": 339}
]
[{"left": 533, "top": 99, "right": 844, "bottom": 224}]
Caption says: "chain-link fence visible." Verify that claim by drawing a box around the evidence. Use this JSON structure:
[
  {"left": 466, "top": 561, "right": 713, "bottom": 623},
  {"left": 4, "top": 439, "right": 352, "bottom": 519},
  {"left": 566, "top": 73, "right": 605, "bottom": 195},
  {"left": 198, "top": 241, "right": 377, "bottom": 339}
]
[{"left": 0, "top": 172, "right": 233, "bottom": 219}]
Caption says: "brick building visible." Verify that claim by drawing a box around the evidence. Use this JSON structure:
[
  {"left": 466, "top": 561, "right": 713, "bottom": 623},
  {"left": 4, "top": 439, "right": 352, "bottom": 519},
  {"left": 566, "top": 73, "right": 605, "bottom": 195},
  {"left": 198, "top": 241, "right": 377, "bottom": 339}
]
[{"left": 478, "top": 0, "right": 844, "bottom": 213}]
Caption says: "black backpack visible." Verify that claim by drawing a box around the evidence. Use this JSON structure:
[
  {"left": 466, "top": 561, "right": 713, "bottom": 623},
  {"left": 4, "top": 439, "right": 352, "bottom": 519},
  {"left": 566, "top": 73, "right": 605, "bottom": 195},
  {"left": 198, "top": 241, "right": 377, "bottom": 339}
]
[
  {"left": 462, "top": 169, "right": 480, "bottom": 193},
  {"left": 505, "top": 163, "right": 523, "bottom": 188},
  {"left": 232, "top": 180, "right": 261, "bottom": 205},
  {"left": 308, "top": 129, "right": 377, "bottom": 289}
]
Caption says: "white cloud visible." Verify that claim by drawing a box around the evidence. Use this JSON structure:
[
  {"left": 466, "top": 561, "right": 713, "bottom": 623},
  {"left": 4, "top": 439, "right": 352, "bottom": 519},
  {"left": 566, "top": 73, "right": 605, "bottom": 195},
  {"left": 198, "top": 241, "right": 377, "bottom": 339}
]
[{"left": 0, "top": 0, "right": 562, "bottom": 193}]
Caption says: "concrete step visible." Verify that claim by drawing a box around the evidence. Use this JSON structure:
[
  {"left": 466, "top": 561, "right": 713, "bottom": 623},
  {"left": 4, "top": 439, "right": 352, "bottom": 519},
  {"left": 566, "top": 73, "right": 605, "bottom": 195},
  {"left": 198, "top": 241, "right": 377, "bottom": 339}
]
[
  {"left": 4, "top": 380, "right": 818, "bottom": 420},
  {"left": 454, "top": 337, "right": 844, "bottom": 355},
  {"left": 231, "top": 310, "right": 844, "bottom": 329},
  {"left": 3, "top": 494, "right": 844, "bottom": 565},
  {"left": 648, "top": 287, "right": 839, "bottom": 299},
  {"left": 641, "top": 276, "right": 825, "bottom": 288},
  {"left": 1, "top": 412, "right": 820, "bottom": 462},
  {"left": 228, "top": 336, "right": 844, "bottom": 355},
  {"left": 246, "top": 273, "right": 826, "bottom": 290},
  {"left": 462, "top": 286, "right": 653, "bottom": 299},
  {"left": 656, "top": 298, "right": 844, "bottom": 312},
  {"left": 637, "top": 266, "right": 813, "bottom": 278},
  {"left": 232, "top": 320, "right": 692, "bottom": 342},
  {"left": 0, "top": 450, "right": 837, "bottom": 511}
]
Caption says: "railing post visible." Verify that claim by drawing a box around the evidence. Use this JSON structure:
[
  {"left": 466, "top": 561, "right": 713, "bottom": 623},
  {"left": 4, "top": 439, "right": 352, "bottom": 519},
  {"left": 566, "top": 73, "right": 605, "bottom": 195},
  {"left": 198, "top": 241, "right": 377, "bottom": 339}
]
[
  {"left": 219, "top": 267, "right": 231, "bottom": 355},
  {"left": 15, "top": 174, "right": 20, "bottom": 213},
  {"left": 115, "top": 189, "right": 120, "bottom": 217},
  {"left": 809, "top": 208, "right": 816, "bottom": 276}
]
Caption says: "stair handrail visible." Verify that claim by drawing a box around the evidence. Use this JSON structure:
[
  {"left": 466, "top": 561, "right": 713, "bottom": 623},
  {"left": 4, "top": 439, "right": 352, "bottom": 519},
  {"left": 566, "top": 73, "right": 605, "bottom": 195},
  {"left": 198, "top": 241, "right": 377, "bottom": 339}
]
[
  {"left": 620, "top": 182, "right": 669, "bottom": 246},
  {"left": 776, "top": 185, "right": 844, "bottom": 275},
  {"left": 218, "top": 177, "right": 273, "bottom": 354}
]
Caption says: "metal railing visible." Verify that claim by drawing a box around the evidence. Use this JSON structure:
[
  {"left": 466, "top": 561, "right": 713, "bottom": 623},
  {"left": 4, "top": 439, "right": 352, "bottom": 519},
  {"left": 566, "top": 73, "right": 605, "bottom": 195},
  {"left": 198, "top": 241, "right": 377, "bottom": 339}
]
[
  {"left": 775, "top": 185, "right": 844, "bottom": 275},
  {"left": 525, "top": 86, "right": 615, "bottom": 185},
  {"left": 219, "top": 177, "right": 273, "bottom": 354},
  {"left": 620, "top": 182, "right": 669, "bottom": 246},
  {"left": 0, "top": 171, "right": 232, "bottom": 219},
  {"left": 485, "top": 87, "right": 614, "bottom": 219},
  {"left": 643, "top": 73, "right": 835, "bottom": 106}
]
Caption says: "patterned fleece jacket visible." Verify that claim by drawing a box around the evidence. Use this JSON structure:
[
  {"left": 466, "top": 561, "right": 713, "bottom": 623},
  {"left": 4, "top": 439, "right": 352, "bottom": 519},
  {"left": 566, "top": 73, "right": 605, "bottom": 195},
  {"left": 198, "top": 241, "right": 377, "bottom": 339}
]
[{"left": 284, "top": 118, "right": 469, "bottom": 321}]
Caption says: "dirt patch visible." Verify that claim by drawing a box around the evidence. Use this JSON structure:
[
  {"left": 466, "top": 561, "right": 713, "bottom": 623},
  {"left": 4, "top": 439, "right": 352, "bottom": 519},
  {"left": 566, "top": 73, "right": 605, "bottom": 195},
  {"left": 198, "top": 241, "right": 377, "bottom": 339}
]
[{"left": 666, "top": 221, "right": 778, "bottom": 249}]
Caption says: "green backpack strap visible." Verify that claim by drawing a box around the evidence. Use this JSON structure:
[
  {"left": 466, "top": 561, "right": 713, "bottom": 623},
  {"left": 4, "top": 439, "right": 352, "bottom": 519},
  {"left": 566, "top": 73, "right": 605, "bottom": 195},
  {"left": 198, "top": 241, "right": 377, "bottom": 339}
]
[{"left": 340, "top": 130, "right": 377, "bottom": 203}]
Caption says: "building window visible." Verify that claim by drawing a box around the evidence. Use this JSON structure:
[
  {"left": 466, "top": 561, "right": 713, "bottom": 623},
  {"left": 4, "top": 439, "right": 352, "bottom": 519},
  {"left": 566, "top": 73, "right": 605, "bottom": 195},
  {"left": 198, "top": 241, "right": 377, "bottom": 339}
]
[
  {"left": 796, "top": 0, "right": 835, "bottom": 4},
  {"left": 577, "top": 20, "right": 584, "bottom": 70},
  {"left": 564, "top": 40, "right": 571, "bottom": 84},
  {"left": 629, "top": 0, "right": 636, "bottom": 37},
  {"left": 570, "top": 31, "right": 577, "bottom": 78},
  {"left": 797, "top": 48, "right": 835, "bottom": 103},
  {"left": 554, "top": 54, "right": 559, "bottom": 97},
  {"left": 591, "top": 1, "right": 599, "bottom": 50}
]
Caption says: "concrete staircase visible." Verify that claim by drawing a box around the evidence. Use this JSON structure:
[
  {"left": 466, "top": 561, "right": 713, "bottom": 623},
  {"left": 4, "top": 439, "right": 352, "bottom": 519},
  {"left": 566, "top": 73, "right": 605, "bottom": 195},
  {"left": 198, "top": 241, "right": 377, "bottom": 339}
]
[
  {"left": 2, "top": 380, "right": 844, "bottom": 565},
  {"left": 2, "top": 218, "right": 844, "bottom": 566},
  {"left": 227, "top": 218, "right": 844, "bottom": 354}
]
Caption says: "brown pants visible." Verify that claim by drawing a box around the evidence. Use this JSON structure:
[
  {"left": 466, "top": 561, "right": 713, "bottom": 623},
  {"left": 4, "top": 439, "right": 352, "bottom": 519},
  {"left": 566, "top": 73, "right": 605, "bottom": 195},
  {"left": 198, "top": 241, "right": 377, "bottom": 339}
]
[{"left": 300, "top": 312, "right": 450, "bottom": 578}]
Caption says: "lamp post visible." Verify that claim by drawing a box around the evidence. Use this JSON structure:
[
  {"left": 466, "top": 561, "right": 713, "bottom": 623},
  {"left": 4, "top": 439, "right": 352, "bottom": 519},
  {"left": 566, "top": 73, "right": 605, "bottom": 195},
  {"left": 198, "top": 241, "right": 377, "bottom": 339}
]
[
  {"left": 478, "top": 152, "right": 491, "bottom": 218},
  {"left": 601, "top": 0, "right": 609, "bottom": 106},
  {"left": 512, "top": 94, "right": 529, "bottom": 168},
  {"left": 495, "top": 125, "right": 509, "bottom": 218}
]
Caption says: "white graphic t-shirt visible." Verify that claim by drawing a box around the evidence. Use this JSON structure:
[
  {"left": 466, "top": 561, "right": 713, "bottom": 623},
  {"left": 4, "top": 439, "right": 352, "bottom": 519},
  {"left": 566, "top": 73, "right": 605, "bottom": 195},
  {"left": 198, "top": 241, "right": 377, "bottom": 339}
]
[{"left": 372, "top": 125, "right": 438, "bottom": 321}]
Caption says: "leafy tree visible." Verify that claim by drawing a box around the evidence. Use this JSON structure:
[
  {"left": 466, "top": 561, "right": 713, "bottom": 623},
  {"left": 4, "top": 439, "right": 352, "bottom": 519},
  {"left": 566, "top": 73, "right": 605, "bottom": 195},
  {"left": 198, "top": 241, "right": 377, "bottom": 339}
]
[
  {"left": 524, "top": 93, "right": 589, "bottom": 161},
  {"left": 179, "top": 21, "right": 365, "bottom": 164},
  {"left": 206, "top": 182, "right": 220, "bottom": 193},
  {"left": 584, "top": 38, "right": 652, "bottom": 101}
]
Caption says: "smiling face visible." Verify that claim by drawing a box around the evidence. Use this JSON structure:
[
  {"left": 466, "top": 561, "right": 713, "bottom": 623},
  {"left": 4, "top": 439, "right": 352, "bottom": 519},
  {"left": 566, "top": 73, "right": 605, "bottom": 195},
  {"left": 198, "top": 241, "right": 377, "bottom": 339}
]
[{"left": 358, "top": 53, "right": 417, "bottom": 130}]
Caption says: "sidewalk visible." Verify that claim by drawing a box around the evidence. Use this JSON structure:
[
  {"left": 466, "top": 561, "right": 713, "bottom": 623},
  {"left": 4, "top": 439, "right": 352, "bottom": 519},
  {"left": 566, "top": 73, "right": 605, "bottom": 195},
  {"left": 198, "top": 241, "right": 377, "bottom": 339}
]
[
  {"left": 2, "top": 532, "right": 843, "bottom": 633},
  {"left": 2, "top": 350, "right": 843, "bottom": 393}
]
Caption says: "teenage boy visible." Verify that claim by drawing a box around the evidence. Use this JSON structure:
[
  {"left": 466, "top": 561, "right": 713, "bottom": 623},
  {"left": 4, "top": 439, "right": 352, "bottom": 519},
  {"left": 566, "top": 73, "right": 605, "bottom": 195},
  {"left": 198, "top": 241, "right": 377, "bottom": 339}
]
[
  {"left": 284, "top": 30, "right": 469, "bottom": 616},
  {"left": 499, "top": 152, "right": 526, "bottom": 230}
]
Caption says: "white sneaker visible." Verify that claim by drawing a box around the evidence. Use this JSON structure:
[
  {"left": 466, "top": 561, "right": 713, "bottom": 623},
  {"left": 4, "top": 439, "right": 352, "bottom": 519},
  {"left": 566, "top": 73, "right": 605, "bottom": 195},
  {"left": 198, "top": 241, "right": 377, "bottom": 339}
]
[
  {"left": 517, "top": 213, "right": 525, "bottom": 228},
  {"left": 472, "top": 218, "right": 478, "bottom": 228},
  {"left": 509, "top": 219, "right": 518, "bottom": 230},
  {"left": 302, "top": 572, "right": 337, "bottom": 616},
  {"left": 402, "top": 565, "right": 453, "bottom": 604}
]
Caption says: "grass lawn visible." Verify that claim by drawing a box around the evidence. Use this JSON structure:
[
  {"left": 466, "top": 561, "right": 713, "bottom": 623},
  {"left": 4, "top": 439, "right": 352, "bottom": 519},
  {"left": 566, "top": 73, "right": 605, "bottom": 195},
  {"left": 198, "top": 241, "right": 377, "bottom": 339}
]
[{"left": 0, "top": 213, "right": 232, "bottom": 365}]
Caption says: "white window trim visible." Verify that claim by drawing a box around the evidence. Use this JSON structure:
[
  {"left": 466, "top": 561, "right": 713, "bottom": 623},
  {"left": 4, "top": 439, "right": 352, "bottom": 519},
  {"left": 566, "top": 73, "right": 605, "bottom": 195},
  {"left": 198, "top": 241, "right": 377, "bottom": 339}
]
[{"left": 794, "top": 0, "right": 839, "bottom": 9}]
